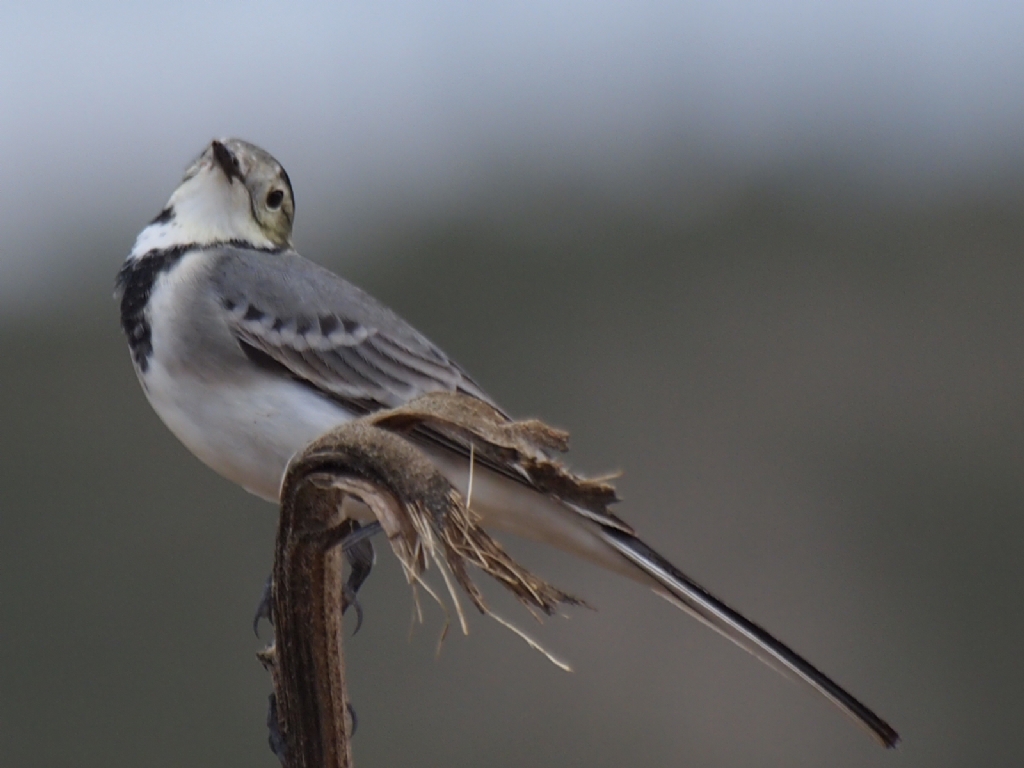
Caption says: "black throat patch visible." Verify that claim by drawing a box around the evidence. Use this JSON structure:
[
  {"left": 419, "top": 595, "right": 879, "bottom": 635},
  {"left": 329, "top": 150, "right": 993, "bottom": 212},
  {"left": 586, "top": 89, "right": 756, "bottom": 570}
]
[{"left": 116, "top": 246, "right": 190, "bottom": 372}]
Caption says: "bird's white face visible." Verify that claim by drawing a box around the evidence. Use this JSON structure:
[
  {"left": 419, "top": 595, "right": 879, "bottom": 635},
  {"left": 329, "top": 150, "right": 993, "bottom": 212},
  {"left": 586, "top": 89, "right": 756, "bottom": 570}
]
[{"left": 128, "top": 139, "right": 295, "bottom": 259}]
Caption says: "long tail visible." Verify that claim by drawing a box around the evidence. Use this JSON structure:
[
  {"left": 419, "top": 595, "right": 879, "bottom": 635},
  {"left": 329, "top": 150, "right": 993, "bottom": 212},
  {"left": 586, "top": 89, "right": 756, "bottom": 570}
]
[
  {"left": 600, "top": 527, "right": 900, "bottom": 748},
  {"left": 417, "top": 438, "right": 899, "bottom": 747}
]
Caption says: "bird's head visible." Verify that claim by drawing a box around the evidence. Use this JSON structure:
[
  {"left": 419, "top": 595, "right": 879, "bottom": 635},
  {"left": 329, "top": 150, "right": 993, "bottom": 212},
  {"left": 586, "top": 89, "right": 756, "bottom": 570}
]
[{"left": 129, "top": 139, "right": 295, "bottom": 258}]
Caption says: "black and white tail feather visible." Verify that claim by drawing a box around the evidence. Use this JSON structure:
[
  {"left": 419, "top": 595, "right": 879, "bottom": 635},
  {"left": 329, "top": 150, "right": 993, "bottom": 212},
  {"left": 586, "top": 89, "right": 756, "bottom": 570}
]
[{"left": 600, "top": 528, "right": 900, "bottom": 747}]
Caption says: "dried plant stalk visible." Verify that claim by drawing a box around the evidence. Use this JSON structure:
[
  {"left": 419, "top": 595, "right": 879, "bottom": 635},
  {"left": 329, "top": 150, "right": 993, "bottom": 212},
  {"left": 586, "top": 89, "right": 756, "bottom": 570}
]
[
  {"left": 261, "top": 393, "right": 609, "bottom": 766},
  {"left": 299, "top": 418, "right": 581, "bottom": 619},
  {"left": 259, "top": 463, "right": 356, "bottom": 768}
]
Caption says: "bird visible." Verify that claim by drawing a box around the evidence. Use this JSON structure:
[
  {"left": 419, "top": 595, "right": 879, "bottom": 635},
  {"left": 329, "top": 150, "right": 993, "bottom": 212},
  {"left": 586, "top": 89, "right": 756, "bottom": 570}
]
[{"left": 116, "top": 138, "right": 898, "bottom": 748}]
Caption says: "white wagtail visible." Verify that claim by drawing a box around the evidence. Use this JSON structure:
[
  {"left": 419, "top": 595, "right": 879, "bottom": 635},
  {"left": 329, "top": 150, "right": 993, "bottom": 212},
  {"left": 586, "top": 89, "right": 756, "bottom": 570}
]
[{"left": 115, "top": 138, "right": 898, "bottom": 747}]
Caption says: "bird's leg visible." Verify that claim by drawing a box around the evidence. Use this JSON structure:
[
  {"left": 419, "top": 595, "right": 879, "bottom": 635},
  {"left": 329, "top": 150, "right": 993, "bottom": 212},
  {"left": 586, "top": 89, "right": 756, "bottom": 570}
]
[
  {"left": 253, "top": 520, "right": 382, "bottom": 637},
  {"left": 334, "top": 520, "right": 379, "bottom": 635}
]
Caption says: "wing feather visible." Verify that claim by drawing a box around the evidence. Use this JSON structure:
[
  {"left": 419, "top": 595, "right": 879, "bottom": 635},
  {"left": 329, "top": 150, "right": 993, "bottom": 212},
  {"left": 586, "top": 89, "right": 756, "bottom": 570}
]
[{"left": 212, "top": 246, "right": 491, "bottom": 407}]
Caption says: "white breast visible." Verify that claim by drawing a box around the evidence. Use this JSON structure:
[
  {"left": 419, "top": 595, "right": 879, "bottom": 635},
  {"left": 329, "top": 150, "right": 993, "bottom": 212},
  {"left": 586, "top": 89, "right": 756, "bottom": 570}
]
[{"left": 137, "top": 250, "right": 357, "bottom": 501}]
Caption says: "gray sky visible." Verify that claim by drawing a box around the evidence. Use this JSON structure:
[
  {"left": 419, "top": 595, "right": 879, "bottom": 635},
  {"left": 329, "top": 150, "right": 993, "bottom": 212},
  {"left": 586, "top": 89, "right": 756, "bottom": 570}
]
[{"left": 3, "top": 0, "right": 1023, "bottom": 316}]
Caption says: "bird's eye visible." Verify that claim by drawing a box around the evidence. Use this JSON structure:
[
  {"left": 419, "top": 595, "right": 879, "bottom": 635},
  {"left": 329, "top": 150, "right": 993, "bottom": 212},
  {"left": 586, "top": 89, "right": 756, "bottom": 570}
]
[{"left": 266, "top": 189, "right": 284, "bottom": 210}]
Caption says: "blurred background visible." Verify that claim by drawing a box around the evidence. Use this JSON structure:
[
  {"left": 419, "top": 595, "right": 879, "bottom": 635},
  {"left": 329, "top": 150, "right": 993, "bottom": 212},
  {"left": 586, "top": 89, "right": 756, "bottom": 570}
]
[{"left": 3, "top": 1, "right": 1023, "bottom": 766}]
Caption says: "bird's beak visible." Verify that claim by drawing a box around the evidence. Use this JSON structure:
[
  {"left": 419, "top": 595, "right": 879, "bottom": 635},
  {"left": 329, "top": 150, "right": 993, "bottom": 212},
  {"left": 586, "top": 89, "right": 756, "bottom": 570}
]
[{"left": 211, "top": 140, "right": 243, "bottom": 183}]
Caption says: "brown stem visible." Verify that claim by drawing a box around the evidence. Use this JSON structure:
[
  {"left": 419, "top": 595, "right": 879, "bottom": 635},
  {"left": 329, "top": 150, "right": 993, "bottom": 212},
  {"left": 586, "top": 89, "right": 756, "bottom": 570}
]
[{"left": 264, "top": 467, "right": 355, "bottom": 768}]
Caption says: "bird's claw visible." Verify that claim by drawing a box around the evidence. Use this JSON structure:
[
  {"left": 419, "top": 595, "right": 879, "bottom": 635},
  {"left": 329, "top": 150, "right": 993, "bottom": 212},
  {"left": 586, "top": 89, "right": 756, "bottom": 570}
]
[
  {"left": 254, "top": 520, "right": 381, "bottom": 638},
  {"left": 336, "top": 520, "right": 379, "bottom": 635},
  {"left": 267, "top": 693, "right": 287, "bottom": 765},
  {"left": 253, "top": 574, "right": 273, "bottom": 637}
]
